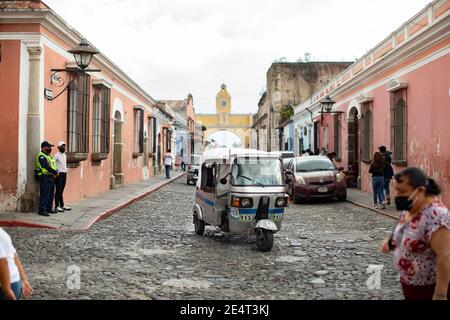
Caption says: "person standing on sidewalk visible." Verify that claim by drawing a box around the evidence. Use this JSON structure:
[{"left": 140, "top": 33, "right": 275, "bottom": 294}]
[
  {"left": 379, "top": 146, "right": 394, "bottom": 205},
  {"left": 164, "top": 149, "right": 173, "bottom": 179},
  {"left": 381, "top": 168, "right": 450, "bottom": 300},
  {"left": 369, "top": 152, "right": 386, "bottom": 209},
  {"left": 0, "top": 228, "right": 33, "bottom": 300},
  {"left": 36, "top": 141, "right": 58, "bottom": 216},
  {"left": 54, "top": 141, "right": 71, "bottom": 213}
]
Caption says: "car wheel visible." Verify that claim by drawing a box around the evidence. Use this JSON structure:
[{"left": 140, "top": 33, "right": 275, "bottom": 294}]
[{"left": 291, "top": 186, "right": 300, "bottom": 204}]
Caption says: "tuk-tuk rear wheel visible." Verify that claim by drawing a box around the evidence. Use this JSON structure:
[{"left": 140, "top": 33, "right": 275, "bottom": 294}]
[
  {"left": 193, "top": 214, "right": 205, "bottom": 235},
  {"left": 255, "top": 229, "right": 274, "bottom": 252}
]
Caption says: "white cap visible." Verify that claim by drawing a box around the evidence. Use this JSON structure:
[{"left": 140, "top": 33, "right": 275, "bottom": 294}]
[{"left": 58, "top": 141, "right": 66, "bottom": 147}]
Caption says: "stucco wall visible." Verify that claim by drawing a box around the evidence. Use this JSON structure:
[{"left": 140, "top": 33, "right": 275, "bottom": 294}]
[{"left": 0, "top": 40, "right": 20, "bottom": 210}]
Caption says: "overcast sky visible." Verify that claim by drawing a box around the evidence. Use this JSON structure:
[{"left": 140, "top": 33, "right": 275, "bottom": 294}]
[{"left": 45, "top": 0, "right": 430, "bottom": 114}]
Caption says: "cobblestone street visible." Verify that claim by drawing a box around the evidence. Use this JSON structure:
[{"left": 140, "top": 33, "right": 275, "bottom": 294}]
[{"left": 5, "top": 179, "right": 403, "bottom": 300}]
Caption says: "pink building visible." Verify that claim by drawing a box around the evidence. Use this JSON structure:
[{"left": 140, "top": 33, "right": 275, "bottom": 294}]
[
  {"left": 293, "top": 0, "right": 450, "bottom": 205},
  {"left": 0, "top": 1, "right": 173, "bottom": 212}
]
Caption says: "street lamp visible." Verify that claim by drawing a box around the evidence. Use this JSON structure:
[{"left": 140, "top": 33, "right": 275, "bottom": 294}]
[
  {"left": 46, "top": 38, "right": 101, "bottom": 101},
  {"left": 68, "top": 38, "right": 99, "bottom": 70},
  {"left": 319, "top": 96, "right": 344, "bottom": 114}
]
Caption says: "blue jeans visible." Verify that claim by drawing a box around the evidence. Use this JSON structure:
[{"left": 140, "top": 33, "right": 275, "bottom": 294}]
[
  {"left": 165, "top": 165, "right": 171, "bottom": 178},
  {"left": 38, "top": 175, "right": 55, "bottom": 212},
  {"left": 372, "top": 176, "right": 385, "bottom": 205},
  {"left": 0, "top": 281, "right": 22, "bottom": 300}
]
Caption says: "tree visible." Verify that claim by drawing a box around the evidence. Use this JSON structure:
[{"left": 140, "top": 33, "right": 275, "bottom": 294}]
[{"left": 279, "top": 105, "right": 294, "bottom": 123}]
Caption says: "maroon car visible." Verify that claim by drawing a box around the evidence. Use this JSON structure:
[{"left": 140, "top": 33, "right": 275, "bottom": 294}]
[{"left": 286, "top": 156, "right": 347, "bottom": 203}]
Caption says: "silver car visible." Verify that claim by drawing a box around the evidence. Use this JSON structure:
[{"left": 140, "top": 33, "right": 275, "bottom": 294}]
[{"left": 187, "top": 154, "right": 201, "bottom": 185}]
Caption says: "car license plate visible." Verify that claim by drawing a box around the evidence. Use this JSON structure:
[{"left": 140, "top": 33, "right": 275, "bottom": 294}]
[{"left": 318, "top": 187, "right": 328, "bottom": 193}]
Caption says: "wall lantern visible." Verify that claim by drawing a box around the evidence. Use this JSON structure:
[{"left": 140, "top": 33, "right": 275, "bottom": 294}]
[
  {"left": 68, "top": 38, "right": 99, "bottom": 70},
  {"left": 319, "top": 96, "right": 345, "bottom": 115},
  {"left": 45, "top": 38, "right": 101, "bottom": 101}
]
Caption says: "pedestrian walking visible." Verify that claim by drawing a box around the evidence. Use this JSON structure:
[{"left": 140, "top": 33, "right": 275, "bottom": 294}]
[
  {"left": 379, "top": 146, "right": 395, "bottom": 205},
  {"left": 369, "top": 152, "right": 386, "bottom": 209},
  {"left": 381, "top": 168, "right": 450, "bottom": 300},
  {"left": 0, "top": 228, "right": 33, "bottom": 300},
  {"left": 164, "top": 149, "right": 173, "bottom": 179},
  {"left": 54, "top": 141, "right": 71, "bottom": 213},
  {"left": 36, "top": 141, "right": 58, "bottom": 216}
]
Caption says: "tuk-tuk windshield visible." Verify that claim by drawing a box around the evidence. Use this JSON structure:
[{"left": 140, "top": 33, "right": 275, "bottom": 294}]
[{"left": 231, "top": 158, "right": 284, "bottom": 186}]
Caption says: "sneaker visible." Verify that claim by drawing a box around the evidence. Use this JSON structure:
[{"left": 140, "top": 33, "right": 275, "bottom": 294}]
[
  {"left": 374, "top": 204, "right": 379, "bottom": 209},
  {"left": 38, "top": 211, "right": 50, "bottom": 217},
  {"left": 62, "top": 206, "right": 72, "bottom": 211},
  {"left": 56, "top": 207, "right": 64, "bottom": 212},
  {"left": 381, "top": 203, "right": 386, "bottom": 210},
  {"left": 386, "top": 197, "right": 391, "bottom": 205},
  {"left": 47, "top": 209, "right": 58, "bottom": 214}
]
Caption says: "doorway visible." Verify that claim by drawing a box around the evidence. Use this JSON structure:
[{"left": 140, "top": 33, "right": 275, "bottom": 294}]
[
  {"left": 313, "top": 121, "right": 320, "bottom": 154},
  {"left": 347, "top": 107, "right": 360, "bottom": 189}
]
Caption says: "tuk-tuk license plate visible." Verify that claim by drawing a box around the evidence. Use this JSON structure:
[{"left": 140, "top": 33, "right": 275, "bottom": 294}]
[
  {"left": 271, "top": 214, "right": 282, "bottom": 221},
  {"left": 318, "top": 187, "right": 328, "bottom": 193},
  {"left": 239, "top": 214, "right": 253, "bottom": 222}
]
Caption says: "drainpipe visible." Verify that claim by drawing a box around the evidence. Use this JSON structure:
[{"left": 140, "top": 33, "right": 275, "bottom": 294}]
[{"left": 305, "top": 107, "right": 314, "bottom": 123}]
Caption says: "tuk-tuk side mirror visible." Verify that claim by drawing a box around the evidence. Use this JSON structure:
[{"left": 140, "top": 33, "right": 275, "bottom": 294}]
[
  {"left": 285, "top": 169, "right": 293, "bottom": 176},
  {"left": 220, "top": 172, "right": 231, "bottom": 185}
]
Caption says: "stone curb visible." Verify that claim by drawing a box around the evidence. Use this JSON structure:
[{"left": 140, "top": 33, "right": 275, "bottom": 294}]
[
  {"left": 346, "top": 199, "right": 398, "bottom": 220},
  {"left": 0, "top": 173, "right": 186, "bottom": 231}
]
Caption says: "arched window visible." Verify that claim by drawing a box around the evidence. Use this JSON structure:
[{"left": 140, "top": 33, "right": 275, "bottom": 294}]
[{"left": 391, "top": 90, "right": 407, "bottom": 162}]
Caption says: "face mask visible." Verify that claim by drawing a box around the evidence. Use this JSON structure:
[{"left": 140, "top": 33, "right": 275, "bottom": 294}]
[{"left": 395, "top": 189, "right": 419, "bottom": 211}]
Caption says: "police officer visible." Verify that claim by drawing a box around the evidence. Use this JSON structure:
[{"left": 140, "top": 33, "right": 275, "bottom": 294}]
[{"left": 36, "top": 141, "right": 58, "bottom": 216}]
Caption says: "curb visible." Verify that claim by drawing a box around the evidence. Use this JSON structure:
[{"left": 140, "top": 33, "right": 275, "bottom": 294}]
[
  {"left": 346, "top": 199, "right": 399, "bottom": 220},
  {"left": 0, "top": 173, "right": 186, "bottom": 231},
  {"left": 0, "top": 220, "right": 59, "bottom": 230}
]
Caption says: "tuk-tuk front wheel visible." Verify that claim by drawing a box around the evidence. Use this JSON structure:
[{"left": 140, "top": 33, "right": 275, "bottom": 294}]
[
  {"left": 193, "top": 214, "right": 205, "bottom": 235},
  {"left": 255, "top": 228, "right": 274, "bottom": 252}
]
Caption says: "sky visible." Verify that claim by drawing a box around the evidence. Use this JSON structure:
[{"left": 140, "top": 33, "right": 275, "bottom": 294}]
[{"left": 44, "top": 0, "right": 431, "bottom": 114}]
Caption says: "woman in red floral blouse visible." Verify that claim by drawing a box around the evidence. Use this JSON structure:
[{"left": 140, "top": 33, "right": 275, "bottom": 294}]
[{"left": 381, "top": 167, "right": 450, "bottom": 300}]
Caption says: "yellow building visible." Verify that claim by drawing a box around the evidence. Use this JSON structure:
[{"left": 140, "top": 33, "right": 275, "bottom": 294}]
[{"left": 196, "top": 84, "right": 253, "bottom": 148}]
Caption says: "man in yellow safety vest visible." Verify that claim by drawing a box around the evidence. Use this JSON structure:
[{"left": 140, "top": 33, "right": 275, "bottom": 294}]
[{"left": 36, "top": 141, "right": 58, "bottom": 216}]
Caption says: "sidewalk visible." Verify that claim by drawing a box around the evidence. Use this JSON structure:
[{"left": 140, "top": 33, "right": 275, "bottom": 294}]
[
  {"left": 0, "top": 172, "right": 185, "bottom": 231},
  {"left": 346, "top": 188, "right": 400, "bottom": 220}
]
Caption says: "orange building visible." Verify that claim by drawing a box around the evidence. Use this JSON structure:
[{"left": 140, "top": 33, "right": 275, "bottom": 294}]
[{"left": 0, "top": 1, "right": 173, "bottom": 212}]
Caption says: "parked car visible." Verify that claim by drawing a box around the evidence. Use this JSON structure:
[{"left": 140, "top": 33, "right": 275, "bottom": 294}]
[
  {"left": 271, "top": 151, "right": 295, "bottom": 170},
  {"left": 187, "top": 154, "right": 201, "bottom": 185},
  {"left": 285, "top": 156, "right": 347, "bottom": 203}
]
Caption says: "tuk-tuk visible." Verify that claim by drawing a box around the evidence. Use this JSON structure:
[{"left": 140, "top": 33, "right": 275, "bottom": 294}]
[{"left": 192, "top": 148, "right": 289, "bottom": 252}]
